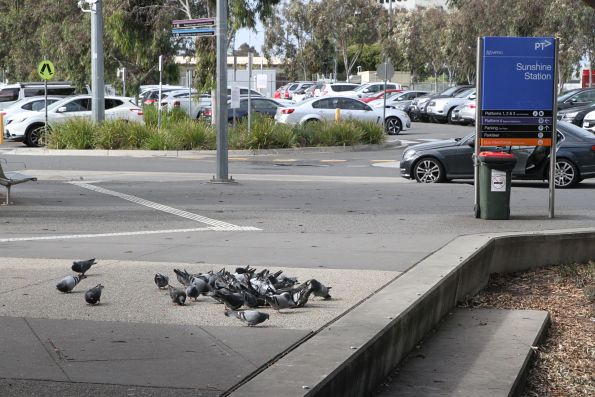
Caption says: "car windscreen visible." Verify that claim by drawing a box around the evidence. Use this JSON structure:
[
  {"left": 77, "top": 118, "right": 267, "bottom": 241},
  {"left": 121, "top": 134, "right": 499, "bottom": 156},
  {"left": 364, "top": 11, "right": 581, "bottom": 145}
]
[
  {"left": 455, "top": 88, "right": 475, "bottom": 98},
  {"left": 557, "top": 89, "right": 581, "bottom": 102},
  {"left": 559, "top": 121, "right": 595, "bottom": 140},
  {"left": 0, "top": 88, "right": 19, "bottom": 102},
  {"left": 440, "top": 86, "right": 465, "bottom": 96},
  {"left": 45, "top": 97, "right": 80, "bottom": 111}
]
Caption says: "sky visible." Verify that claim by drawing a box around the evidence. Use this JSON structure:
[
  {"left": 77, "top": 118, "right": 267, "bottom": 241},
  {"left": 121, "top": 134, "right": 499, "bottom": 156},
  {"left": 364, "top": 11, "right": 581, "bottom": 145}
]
[{"left": 234, "top": 24, "right": 266, "bottom": 53}]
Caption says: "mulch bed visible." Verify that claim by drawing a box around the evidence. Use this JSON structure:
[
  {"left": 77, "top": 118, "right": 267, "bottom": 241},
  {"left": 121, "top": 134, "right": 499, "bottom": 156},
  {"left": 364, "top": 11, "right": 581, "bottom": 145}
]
[{"left": 461, "top": 261, "right": 595, "bottom": 396}]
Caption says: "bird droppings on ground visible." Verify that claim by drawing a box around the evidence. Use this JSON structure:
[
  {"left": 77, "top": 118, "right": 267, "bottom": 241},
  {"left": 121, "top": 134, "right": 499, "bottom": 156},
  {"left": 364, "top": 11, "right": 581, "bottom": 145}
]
[{"left": 0, "top": 257, "right": 399, "bottom": 330}]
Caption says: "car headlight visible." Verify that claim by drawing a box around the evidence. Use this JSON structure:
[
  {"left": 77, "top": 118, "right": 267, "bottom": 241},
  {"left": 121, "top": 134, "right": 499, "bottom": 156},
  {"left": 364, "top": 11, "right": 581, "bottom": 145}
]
[
  {"left": 561, "top": 111, "right": 578, "bottom": 121},
  {"left": 403, "top": 149, "right": 417, "bottom": 161}
]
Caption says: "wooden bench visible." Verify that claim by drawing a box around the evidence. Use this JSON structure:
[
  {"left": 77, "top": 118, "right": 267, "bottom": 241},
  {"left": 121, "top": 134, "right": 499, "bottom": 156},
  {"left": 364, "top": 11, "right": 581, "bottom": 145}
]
[{"left": 0, "top": 160, "right": 37, "bottom": 205}]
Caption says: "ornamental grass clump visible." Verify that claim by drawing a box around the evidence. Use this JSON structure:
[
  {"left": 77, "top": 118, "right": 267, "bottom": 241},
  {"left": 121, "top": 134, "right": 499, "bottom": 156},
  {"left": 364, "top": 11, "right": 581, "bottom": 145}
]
[
  {"left": 165, "top": 119, "right": 216, "bottom": 150},
  {"left": 46, "top": 117, "right": 95, "bottom": 149}
]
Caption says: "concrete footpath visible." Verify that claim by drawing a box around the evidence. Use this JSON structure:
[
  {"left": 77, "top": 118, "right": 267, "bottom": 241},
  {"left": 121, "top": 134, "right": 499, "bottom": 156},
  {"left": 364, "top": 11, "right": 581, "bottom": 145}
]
[{"left": 0, "top": 257, "right": 398, "bottom": 396}]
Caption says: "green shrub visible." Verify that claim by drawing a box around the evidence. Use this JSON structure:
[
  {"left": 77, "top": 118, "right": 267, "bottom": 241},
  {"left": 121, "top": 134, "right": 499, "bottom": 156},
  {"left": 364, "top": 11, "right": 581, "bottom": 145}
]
[
  {"left": 142, "top": 106, "right": 188, "bottom": 128},
  {"left": 142, "top": 129, "right": 171, "bottom": 150},
  {"left": 165, "top": 119, "right": 216, "bottom": 150},
  {"left": 94, "top": 120, "right": 152, "bottom": 149},
  {"left": 355, "top": 120, "right": 385, "bottom": 144},
  {"left": 46, "top": 118, "right": 95, "bottom": 149}
]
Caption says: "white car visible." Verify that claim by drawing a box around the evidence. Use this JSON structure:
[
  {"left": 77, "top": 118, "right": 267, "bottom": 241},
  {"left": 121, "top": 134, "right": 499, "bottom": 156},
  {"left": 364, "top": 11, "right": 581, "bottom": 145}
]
[
  {"left": 274, "top": 96, "right": 411, "bottom": 135},
  {"left": 426, "top": 88, "right": 476, "bottom": 123},
  {"left": 367, "top": 90, "right": 430, "bottom": 110},
  {"left": 583, "top": 109, "right": 595, "bottom": 133},
  {"left": 318, "top": 83, "right": 360, "bottom": 97},
  {"left": 458, "top": 100, "right": 476, "bottom": 124},
  {"left": 1, "top": 96, "right": 62, "bottom": 126},
  {"left": 342, "top": 82, "right": 401, "bottom": 99},
  {"left": 4, "top": 95, "right": 144, "bottom": 147}
]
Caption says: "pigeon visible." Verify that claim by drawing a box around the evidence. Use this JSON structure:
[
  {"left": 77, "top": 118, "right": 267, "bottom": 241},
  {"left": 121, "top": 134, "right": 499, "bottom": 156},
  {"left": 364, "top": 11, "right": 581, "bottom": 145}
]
[
  {"left": 265, "top": 292, "right": 296, "bottom": 311},
  {"left": 309, "top": 279, "right": 332, "bottom": 299},
  {"left": 85, "top": 284, "right": 104, "bottom": 304},
  {"left": 191, "top": 277, "right": 211, "bottom": 295},
  {"left": 186, "top": 285, "right": 200, "bottom": 301},
  {"left": 154, "top": 273, "right": 169, "bottom": 289},
  {"left": 211, "top": 290, "right": 244, "bottom": 310},
  {"left": 56, "top": 275, "right": 86, "bottom": 293},
  {"left": 225, "top": 310, "right": 269, "bottom": 327},
  {"left": 242, "top": 291, "right": 260, "bottom": 308},
  {"left": 168, "top": 285, "right": 187, "bottom": 305},
  {"left": 72, "top": 258, "right": 96, "bottom": 275}
]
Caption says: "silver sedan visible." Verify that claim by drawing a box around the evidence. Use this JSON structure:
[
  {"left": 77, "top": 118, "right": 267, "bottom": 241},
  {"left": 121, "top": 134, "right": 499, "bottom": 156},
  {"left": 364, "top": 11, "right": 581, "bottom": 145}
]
[{"left": 274, "top": 96, "right": 411, "bottom": 135}]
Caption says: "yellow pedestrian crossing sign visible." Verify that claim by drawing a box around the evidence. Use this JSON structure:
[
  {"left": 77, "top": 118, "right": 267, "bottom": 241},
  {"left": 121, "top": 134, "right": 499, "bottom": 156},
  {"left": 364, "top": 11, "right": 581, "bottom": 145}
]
[{"left": 38, "top": 60, "right": 55, "bottom": 80}]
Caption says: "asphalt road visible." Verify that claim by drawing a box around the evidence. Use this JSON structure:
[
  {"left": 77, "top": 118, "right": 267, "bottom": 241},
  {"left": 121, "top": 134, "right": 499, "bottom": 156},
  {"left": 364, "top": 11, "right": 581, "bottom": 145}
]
[{"left": 1, "top": 121, "right": 593, "bottom": 273}]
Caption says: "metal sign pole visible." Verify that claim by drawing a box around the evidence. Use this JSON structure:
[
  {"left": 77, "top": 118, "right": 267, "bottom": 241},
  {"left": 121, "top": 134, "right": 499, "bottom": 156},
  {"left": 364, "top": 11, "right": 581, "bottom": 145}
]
[
  {"left": 474, "top": 37, "right": 483, "bottom": 218},
  {"left": 44, "top": 78, "right": 48, "bottom": 132},
  {"left": 91, "top": 0, "right": 104, "bottom": 122},
  {"left": 382, "top": 58, "right": 388, "bottom": 127},
  {"left": 233, "top": 54, "right": 237, "bottom": 128},
  {"left": 248, "top": 51, "right": 252, "bottom": 137},
  {"left": 549, "top": 38, "right": 560, "bottom": 219},
  {"left": 122, "top": 67, "right": 126, "bottom": 97},
  {"left": 215, "top": 0, "right": 229, "bottom": 181},
  {"left": 187, "top": 70, "right": 192, "bottom": 119}
]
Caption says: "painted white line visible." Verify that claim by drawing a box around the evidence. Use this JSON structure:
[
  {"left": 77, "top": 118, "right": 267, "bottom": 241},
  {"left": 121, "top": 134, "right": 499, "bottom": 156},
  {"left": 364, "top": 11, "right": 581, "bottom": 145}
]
[
  {"left": 69, "top": 182, "right": 250, "bottom": 230},
  {"left": 371, "top": 161, "right": 400, "bottom": 169},
  {"left": 0, "top": 226, "right": 261, "bottom": 243}
]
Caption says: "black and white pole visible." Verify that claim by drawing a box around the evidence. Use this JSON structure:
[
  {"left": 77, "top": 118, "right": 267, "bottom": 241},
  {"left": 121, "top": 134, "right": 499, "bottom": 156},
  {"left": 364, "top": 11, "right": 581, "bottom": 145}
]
[
  {"left": 214, "top": 0, "right": 230, "bottom": 182},
  {"left": 90, "top": 0, "right": 104, "bottom": 122}
]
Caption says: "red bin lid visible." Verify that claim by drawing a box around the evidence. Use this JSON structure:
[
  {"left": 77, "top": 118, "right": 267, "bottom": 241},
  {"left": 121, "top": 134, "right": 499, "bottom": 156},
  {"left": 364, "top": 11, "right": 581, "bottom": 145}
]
[{"left": 478, "top": 151, "right": 514, "bottom": 158}]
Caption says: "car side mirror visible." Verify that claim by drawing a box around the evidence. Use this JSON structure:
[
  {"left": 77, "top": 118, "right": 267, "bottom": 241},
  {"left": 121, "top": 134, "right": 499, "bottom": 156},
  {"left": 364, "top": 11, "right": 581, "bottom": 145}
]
[
  {"left": 569, "top": 98, "right": 577, "bottom": 103},
  {"left": 57, "top": 106, "right": 67, "bottom": 113},
  {"left": 467, "top": 140, "right": 475, "bottom": 147},
  {"left": 469, "top": 94, "right": 476, "bottom": 100},
  {"left": 363, "top": 88, "right": 369, "bottom": 93}
]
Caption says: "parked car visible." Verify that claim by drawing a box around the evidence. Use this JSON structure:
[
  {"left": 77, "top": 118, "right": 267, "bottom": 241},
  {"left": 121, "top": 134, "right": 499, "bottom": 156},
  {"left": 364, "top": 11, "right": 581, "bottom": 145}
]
[
  {"left": 281, "top": 82, "right": 314, "bottom": 100},
  {"left": 202, "top": 97, "right": 287, "bottom": 122},
  {"left": 557, "top": 103, "right": 595, "bottom": 127},
  {"left": 1, "top": 96, "right": 62, "bottom": 126},
  {"left": 456, "top": 100, "right": 477, "bottom": 125},
  {"left": 318, "top": 83, "right": 360, "bottom": 96},
  {"left": 343, "top": 82, "right": 401, "bottom": 99},
  {"left": 0, "top": 81, "right": 87, "bottom": 110},
  {"left": 4, "top": 95, "right": 144, "bottom": 147},
  {"left": 407, "top": 85, "right": 474, "bottom": 122},
  {"left": 160, "top": 91, "right": 212, "bottom": 119},
  {"left": 400, "top": 121, "right": 595, "bottom": 188},
  {"left": 302, "top": 83, "right": 326, "bottom": 100},
  {"left": 368, "top": 90, "right": 431, "bottom": 110},
  {"left": 273, "top": 83, "right": 291, "bottom": 99},
  {"left": 426, "top": 88, "right": 476, "bottom": 123},
  {"left": 557, "top": 87, "right": 595, "bottom": 110},
  {"left": 583, "top": 109, "right": 595, "bottom": 133},
  {"left": 140, "top": 86, "right": 187, "bottom": 105},
  {"left": 360, "top": 89, "right": 405, "bottom": 103},
  {"left": 274, "top": 96, "right": 411, "bottom": 135}
]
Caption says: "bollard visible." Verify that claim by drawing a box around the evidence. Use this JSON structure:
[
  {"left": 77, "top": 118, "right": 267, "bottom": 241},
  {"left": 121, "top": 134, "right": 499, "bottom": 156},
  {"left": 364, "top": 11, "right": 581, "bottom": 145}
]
[
  {"left": 0, "top": 113, "right": 4, "bottom": 144},
  {"left": 335, "top": 108, "right": 341, "bottom": 122}
]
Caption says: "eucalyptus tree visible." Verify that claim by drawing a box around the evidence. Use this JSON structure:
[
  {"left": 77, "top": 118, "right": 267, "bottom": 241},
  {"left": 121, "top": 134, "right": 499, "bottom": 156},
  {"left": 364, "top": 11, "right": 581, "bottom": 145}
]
[{"left": 311, "top": 0, "right": 384, "bottom": 82}]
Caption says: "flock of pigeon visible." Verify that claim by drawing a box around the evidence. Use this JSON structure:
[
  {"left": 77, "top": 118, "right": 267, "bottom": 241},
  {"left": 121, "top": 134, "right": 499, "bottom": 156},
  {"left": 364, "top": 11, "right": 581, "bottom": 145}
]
[{"left": 55, "top": 259, "right": 332, "bottom": 327}]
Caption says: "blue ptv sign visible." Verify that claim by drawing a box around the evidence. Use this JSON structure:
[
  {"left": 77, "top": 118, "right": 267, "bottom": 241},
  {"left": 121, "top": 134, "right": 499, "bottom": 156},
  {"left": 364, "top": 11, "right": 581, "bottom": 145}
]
[{"left": 480, "top": 37, "right": 556, "bottom": 147}]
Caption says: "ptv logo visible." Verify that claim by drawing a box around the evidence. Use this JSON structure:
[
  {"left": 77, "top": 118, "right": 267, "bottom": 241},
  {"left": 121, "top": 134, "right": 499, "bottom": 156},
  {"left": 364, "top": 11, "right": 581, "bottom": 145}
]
[{"left": 535, "top": 39, "right": 552, "bottom": 51}]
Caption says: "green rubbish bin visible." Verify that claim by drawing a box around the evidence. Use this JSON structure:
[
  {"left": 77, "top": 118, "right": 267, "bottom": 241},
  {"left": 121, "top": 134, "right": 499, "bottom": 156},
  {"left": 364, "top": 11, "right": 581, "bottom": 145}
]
[{"left": 478, "top": 151, "right": 517, "bottom": 220}]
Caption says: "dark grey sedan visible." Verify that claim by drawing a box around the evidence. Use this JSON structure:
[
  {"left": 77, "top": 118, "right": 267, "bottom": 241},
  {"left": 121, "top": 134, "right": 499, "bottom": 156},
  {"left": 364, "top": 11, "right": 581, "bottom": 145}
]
[{"left": 400, "top": 121, "right": 595, "bottom": 188}]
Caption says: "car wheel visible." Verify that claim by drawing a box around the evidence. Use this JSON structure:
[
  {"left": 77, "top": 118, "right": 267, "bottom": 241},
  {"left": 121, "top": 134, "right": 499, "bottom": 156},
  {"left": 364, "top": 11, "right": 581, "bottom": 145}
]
[
  {"left": 25, "top": 125, "right": 47, "bottom": 147},
  {"left": 446, "top": 108, "right": 455, "bottom": 124},
  {"left": 413, "top": 157, "right": 446, "bottom": 183},
  {"left": 385, "top": 117, "right": 402, "bottom": 135},
  {"left": 554, "top": 159, "right": 579, "bottom": 188}
]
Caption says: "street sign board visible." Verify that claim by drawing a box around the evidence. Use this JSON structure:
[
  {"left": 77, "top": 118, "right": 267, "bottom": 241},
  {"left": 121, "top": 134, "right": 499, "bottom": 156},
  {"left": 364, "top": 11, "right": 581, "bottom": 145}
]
[
  {"left": 479, "top": 37, "right": 556, "bottom": 147},
  {"left": 172, "top": 18, "right": 215, "bottom": 38},
  {"left": 37, "top": 60, "right": 55, "bottom": 80},
  {"left": 230, "top": 86, "right": 240, "bottom": 109},
  {"left": 376, "top": 62, "right": 394, "bottom": 81},
  {"left": 255, "top": 74, "right": 267, "bottom": 89}
]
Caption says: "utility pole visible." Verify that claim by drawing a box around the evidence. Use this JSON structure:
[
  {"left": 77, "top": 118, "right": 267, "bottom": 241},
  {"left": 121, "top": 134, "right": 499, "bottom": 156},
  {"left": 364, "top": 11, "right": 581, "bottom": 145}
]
[
  {"left": 78, "top": 0, "right": 105, "bottom": 122},
  {"left": 214, "top": 0, "right": 230, "bottom": 182}
]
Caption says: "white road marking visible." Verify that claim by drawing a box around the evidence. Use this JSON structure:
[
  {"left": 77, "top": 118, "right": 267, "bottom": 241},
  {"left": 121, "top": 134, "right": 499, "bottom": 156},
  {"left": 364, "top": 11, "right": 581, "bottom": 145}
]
[
  {"left": 0, "top": 227, "right": 260, "bottom": 243},
  {"left": 69, "top": 182, "right": 255, "bottom": 230},
  {"left": 371, "top": 161, "right": 400, "bottom": 169},
  {"left": 396, "top": 139, "right": 419, "bottom": 145}
]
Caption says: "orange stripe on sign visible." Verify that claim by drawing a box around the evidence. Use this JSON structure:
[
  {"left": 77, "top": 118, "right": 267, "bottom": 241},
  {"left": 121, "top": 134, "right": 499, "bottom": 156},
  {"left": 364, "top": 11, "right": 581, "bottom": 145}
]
[{"left": 480, "top": 138, "right": 552, "bottom": 147}]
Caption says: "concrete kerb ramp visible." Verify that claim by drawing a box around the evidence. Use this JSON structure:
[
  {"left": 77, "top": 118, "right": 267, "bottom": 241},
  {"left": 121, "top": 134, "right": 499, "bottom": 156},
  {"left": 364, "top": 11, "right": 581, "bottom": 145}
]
[{"left": 227, "top": 228, "right": 595, "bottom": 397}]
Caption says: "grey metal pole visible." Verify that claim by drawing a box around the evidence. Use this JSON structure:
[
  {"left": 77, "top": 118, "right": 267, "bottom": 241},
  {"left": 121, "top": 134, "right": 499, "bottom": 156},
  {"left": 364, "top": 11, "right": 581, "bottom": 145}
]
[
  {"left": 248, "top": 51, "right": 252, "bottom": 137},
  {"left": 549, "top": 38, "right": 560, "bottom": 219},
  {"left": 122, "top": 67, "right": 126, "bottom": 97},
  {"left": 474, "top": 37, "right": 483, "bottom": 218},
  {"left": 44, "top": 78, "right": 48, "bottom": 134},
  {"left": 233, "top": 54, "right": 236, "bottom": 128},
  {"left": 187, "top": 70, "right": 192, "bottom": 119},
  {"left": 382, "top": 58, "right": 388, "bottom": 128},
  {"left": 91, "top": 0, "right": 104, "bottom": 122},
  {"left": 215, "top": 0, "right": 229, "bottom": 181}
]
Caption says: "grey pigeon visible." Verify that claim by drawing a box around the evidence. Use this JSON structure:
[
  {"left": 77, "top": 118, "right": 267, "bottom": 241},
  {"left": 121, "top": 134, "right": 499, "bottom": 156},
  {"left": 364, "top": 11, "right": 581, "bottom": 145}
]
[
  {"left": 56, "top": 275, "right": 86, "bottom": 293},
  {"left": 191, "top": 277, "right": 210, "bottom": 295},
  {"left": 72, "top": 258, "right": 96, "bottom": 275},
  {"left": 225, "top": 310, "right": 269, "bottom": 326},
  {"left": 85, "top": 284, "right": 104, "bottom": 304},
  {"left": 186, "top": 285, "right": 200, "bottom": 301},
  {"left": 211, "top": 290, "right": 244, "bottom": 310},
  {"left": 265, "top": 292, "right": 296, "bottom": 311},
  {"left": 168, "top": 285, "right": 187, "bottom": 305},
  {"left": 154, "top": 273, "right": 169, "bottom": 289},
  {"left": 309, "top": 279, "right": 332, "bottom": 299}
]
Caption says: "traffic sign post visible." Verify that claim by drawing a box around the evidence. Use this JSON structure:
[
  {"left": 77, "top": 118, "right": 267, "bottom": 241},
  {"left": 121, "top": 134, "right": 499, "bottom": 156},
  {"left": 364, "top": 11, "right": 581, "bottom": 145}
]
[
  {"left": 38, "top": 59, "right": 55, "bottom": 139},
  {"left": 172, "top": 18, "right": 216, "bottom": 38},
  {"left": 475, "top": 36, "right": 558, "bottom": 218},
  {"left": 376, "top": 61, "right": 394, "bottom": 131}
]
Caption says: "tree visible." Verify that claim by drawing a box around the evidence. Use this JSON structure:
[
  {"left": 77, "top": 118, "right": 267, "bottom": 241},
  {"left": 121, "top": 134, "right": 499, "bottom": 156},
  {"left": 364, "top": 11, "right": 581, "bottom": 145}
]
[
  {"left": 235, "top": 42, "right": 259, "bottom": 56},
  {"left": 311, "top": 0, "right": 384, "bottom": 82}
]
